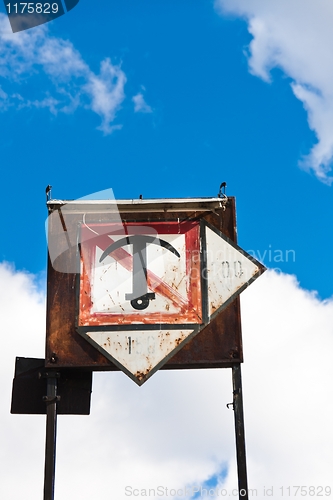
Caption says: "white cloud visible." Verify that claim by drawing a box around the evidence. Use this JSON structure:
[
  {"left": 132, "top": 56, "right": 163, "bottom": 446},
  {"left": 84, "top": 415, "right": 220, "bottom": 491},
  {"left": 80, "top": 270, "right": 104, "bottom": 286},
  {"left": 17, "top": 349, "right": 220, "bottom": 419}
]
[
  {"left": 84, "top": 58, "right": 126, "bottom": 135},
  {"left": 132, "top": 91, "right": 153, "bottom": 113},
  {"left": 224, "top": 270, "right": 333, "bottom": 492},
  {"left": 215, "top": 0, "right": 333, "bottom": 185},
  {"left": 0, "top": 263, "right": 46, "bottom": 499},
  {"left": 0, "top": 14, "right": 126, "bottom": 134},
  {"left": 1, "top": 263, "right": 332, "bottom": 498},
  {"left": 0, "top": 85, "right": 7, "bottom": 99}
]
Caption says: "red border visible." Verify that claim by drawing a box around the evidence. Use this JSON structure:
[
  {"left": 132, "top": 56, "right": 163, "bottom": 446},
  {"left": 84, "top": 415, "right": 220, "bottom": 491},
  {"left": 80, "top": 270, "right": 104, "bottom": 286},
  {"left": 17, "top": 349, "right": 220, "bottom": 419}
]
[{"left": 79, "top": 221, "right": 202, "bottom": 325}]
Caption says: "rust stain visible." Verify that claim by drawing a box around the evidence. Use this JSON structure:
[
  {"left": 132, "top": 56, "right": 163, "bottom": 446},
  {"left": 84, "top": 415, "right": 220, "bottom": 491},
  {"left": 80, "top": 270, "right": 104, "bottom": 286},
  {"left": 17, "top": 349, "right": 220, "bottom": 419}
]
[
  {"left": 79, "top": 225, "right": 203, "bottom": 325},
  {"left": 87, "top": 233, "right": 190, "bottom": 313},
  {"left": 46, "top": 200, "right": 246, "bottom": 371},
  {"left": 135, "top": 367, "right": 152, "bottom": 380},
  {"left": 211, "top": 303, "right": 217, "bottom": 312}
]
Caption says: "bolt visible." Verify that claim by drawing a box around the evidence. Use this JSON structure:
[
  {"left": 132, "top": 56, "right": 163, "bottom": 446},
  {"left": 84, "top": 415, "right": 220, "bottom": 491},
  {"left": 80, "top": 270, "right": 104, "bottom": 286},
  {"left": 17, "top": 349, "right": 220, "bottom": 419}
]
[{"left": 50, "top": 352, "right": 57, "bottom": 363}]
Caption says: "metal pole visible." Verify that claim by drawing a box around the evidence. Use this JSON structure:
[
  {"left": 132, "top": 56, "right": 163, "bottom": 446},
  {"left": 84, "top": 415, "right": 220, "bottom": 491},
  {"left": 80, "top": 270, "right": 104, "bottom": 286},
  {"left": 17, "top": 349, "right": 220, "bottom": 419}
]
[
  {"left": 43, "top": 372, "right": 59, "bottom": 500},
  {"left": 232, "top": 363, "right": 249, "bottom": 500}
]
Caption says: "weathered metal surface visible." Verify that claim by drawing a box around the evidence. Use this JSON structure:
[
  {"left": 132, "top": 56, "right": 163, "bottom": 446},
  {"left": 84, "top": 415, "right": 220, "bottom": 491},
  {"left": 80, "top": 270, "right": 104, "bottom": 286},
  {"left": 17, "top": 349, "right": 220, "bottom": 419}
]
[
  {"left": 78, "top": 221, "right": 202, "bottom": 325},
  {"left": 204, "top": 223, "right": 261, "bottom": 318},
  {"left": 45, "top": 197, "right": 266, "bottom": 383},
  {"left": 86, "top": 329, "right": 195, "bottom": 384},
  {"left": 47, "top": 197, "right": 225, "bottom": 214}
]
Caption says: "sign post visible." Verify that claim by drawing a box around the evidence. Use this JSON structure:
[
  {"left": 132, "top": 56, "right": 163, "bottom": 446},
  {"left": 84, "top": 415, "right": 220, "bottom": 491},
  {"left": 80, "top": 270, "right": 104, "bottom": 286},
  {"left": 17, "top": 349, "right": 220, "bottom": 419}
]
[
  {"left": 232, "top": 363, "right": 249, "bottom": 500},
  {"left": 43, "top": 194, "right": 266, "bottom": 499},
  {"left": 9, "top": 194, "right": 266, "bottom": 499},
  {"left": 11, "top": 357, "right": 92, "bottom": 500},
  {"left": 43, "top": 372, "right": 59, "bottom": 500}
]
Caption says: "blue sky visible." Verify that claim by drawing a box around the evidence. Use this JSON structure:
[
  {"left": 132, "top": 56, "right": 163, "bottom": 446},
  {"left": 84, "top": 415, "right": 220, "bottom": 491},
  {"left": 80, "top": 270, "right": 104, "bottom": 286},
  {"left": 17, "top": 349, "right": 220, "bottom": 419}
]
[
  {"left": 0, "top": 1, "right": 333, "bottom": 499},
  {"left": 0, "top": 0, "right": 332, "bottom": 298}
]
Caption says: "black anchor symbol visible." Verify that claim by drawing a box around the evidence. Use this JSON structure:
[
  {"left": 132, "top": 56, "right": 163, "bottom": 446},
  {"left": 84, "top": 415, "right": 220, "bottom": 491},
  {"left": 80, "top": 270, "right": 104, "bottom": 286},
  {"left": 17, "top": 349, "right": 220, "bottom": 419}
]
[{"left": 99, "top": 235, "right": 180, "bottom": 310}]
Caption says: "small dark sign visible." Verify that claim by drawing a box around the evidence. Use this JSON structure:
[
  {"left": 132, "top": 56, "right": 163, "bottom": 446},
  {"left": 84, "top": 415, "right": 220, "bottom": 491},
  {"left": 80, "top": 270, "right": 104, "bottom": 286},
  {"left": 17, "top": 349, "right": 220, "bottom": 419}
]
[{"left": 11, "top": 357, "right": 92, "bottom": 415}]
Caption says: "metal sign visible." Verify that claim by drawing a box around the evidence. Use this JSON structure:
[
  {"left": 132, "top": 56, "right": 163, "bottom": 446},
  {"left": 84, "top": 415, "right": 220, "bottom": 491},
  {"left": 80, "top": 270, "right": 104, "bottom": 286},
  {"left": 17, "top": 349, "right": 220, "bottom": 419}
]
[
  {"left": 45, "top": 197, "right": 265, "bottom": 385},
  {"left": 77, "top": 219, "right": 263, "bottom": 385},
  {"left": 11, "top": 194, "right": 264, "bottom": 500},
  {"left": 11, "top": 357, "right": 92, "bottom": 415}
]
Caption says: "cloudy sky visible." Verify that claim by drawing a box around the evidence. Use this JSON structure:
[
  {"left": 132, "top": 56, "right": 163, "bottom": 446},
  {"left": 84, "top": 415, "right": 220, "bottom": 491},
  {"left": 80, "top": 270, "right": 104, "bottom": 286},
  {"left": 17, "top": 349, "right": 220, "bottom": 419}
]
[{"left": 0, "top": 1, "right": 332, "bottom": 499}]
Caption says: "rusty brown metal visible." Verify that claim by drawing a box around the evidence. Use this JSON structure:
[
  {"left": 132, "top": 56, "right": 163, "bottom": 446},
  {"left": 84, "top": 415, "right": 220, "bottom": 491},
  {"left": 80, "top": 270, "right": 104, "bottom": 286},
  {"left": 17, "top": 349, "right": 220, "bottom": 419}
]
[
  {"left": 78, "top": 221, "right": 202, "bottom": 326},
  {"left": 45, "top": 197, "right": 264, "bottom": 371}
]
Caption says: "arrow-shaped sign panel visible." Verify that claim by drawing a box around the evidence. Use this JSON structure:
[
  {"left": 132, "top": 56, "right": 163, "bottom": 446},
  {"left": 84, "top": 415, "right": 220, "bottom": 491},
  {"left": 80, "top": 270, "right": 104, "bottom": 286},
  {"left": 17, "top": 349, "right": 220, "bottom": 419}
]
[
  {"left": 77, "top": 219, "right": 265, "bottom": 385},
  {"left": 204, "top": 223, "right": 262, "bottom": 319}
]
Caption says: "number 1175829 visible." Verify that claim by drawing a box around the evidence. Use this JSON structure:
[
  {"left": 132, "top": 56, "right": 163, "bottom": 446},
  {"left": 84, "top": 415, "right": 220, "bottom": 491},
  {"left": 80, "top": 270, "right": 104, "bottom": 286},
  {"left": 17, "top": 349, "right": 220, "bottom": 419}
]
[{"left": 5, "top": 2, "right": 59, "bottom": 14}]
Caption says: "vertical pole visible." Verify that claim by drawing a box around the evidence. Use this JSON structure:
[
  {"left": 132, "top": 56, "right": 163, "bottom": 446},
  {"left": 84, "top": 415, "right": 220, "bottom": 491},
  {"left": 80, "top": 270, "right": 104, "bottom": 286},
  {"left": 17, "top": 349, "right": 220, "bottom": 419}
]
[
  {"left": 232, "top": 363, "right": 249, "bottom": 500},
  {"left": 43, "top": 372, "right": 58, "bottom": 500}
]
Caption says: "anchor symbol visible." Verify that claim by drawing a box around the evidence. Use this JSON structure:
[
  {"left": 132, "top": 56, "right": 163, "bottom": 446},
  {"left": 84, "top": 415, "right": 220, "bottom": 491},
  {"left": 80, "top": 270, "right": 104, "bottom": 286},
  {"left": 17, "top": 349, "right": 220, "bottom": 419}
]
[{"left": 99, "top": 235, "right": 180, "bottom": 310}]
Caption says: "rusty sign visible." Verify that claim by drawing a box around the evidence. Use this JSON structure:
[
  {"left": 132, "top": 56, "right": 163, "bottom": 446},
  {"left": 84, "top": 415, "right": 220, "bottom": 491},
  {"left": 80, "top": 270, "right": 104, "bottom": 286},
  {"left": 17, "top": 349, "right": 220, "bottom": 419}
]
[{"left": 45, "top": 197, "right": 265, "bottom": 385}]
